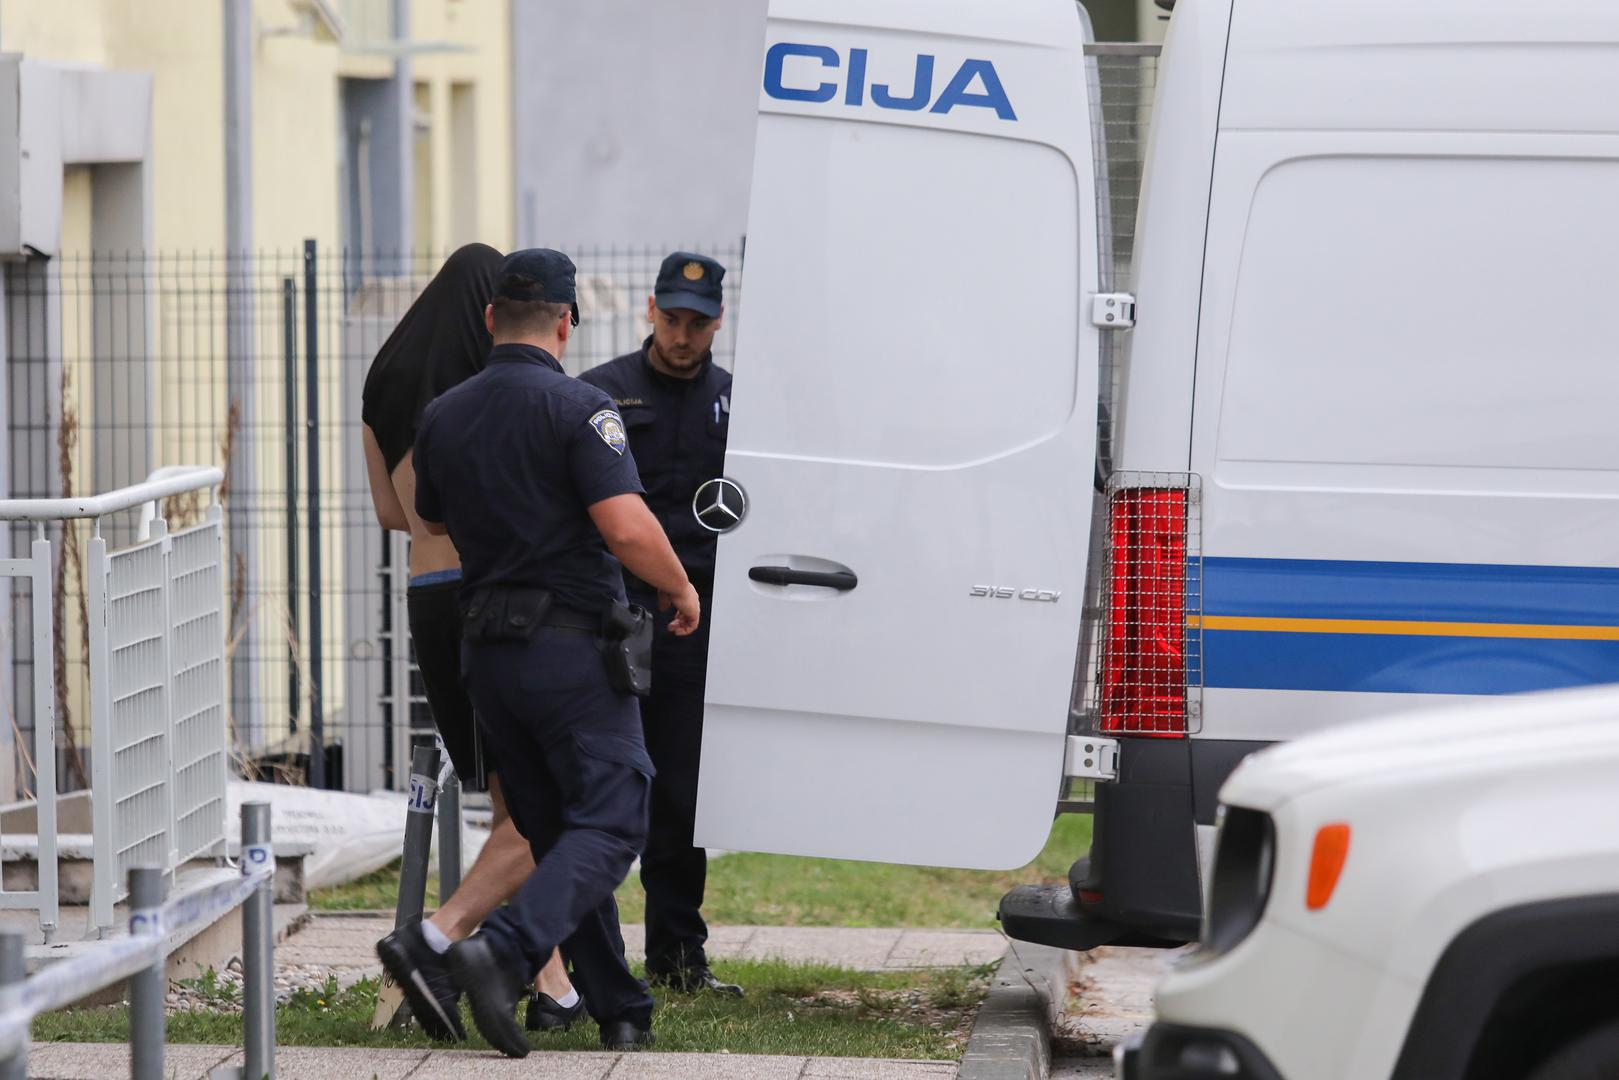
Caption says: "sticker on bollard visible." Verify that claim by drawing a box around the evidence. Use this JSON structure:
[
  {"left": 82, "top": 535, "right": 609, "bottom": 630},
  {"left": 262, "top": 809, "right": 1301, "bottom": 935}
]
[{"left": 408, "top": 772, "right": 438, "bottom": 814}]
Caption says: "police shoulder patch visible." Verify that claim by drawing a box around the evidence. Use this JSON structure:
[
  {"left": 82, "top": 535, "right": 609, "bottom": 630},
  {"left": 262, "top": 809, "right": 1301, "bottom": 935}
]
[{"left": 588, "top": 409, "right": 628, "bottom": 455}]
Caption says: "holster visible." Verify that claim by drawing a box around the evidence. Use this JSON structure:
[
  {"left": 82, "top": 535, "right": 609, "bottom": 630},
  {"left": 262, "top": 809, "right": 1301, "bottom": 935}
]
[
  {"left": 600, "top": 601, "right": 654, "bottom": 697},
  {"left": 459, "top": 586, "right": 552, "bottom": 643}
]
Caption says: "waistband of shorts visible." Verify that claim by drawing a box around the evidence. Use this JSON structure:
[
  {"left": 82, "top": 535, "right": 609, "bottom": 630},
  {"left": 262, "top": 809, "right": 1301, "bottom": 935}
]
[{"left": 409, "top": 568, "right": 463, "bottom": 589}]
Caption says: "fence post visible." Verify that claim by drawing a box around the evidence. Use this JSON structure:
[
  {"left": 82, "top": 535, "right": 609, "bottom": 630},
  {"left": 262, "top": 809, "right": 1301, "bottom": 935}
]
[
  {"left": 127, "top": 866, "right": 167, "bottom": 1080},
  {"left": 29, "top": 528, "right": 58, "bottom": 943},
  {"left": 437, "top": 767, "right": 461, "bottom": 902},
  {"left": 241, "top": 802, "right": 275, "bottom": 1080},
  {"left": 0, "top": 932, "right": 26, "bottom": 1080},
  {"left": 303, "top": 239, "right": 325, "bottom": 789},
  {"left": 86, "top": 524, "right": 115, "bottom": 934},
  {"left": 397, "top": 743, "right": 441, "bottom": 929},
  {"left": 282, "top": 278, "right": 301, "bottom": 733}
]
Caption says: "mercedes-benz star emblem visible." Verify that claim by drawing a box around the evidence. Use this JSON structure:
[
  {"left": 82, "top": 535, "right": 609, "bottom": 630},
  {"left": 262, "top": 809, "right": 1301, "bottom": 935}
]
[{"left": 693, "top": 477, "right": 747, "bottom": 534}]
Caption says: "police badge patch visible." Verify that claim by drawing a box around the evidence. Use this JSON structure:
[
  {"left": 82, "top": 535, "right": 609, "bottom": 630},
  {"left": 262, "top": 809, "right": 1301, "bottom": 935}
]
[{"left": 589, "top": 409, "right": 628, "bottom": 455}]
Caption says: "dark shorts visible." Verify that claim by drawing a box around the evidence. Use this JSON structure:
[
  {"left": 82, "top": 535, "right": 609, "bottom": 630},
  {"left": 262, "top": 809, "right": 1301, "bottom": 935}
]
[{"left": 406, "top": 574, "right": 488, "bottom": 792}]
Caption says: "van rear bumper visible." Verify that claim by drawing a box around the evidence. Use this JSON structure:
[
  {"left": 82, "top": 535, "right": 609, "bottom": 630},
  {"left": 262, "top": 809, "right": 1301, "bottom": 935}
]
[
  {"left": 998, "top": 882, "right": 1187, "bottom": 951},
  {"left": 1077, "top": 739, "right": 1204, "bottom": 942},
  {"left": 1000, "top": 738, "right": 1270, "bottom": 950}
]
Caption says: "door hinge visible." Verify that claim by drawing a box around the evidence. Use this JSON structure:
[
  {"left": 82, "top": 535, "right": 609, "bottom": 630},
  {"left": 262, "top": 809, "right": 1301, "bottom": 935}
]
[
  {"left": 1091, "top": 292, "right": 1135, "bottom": 329},
  {"left": 1065, "top": 735, "right": 1119, "bottom": 781}
]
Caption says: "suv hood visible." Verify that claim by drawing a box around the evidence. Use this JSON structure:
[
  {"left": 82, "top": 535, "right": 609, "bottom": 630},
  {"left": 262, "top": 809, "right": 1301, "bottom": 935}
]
[{"left": 1221, "top": 683, "right": 1619, "bottom": 811}]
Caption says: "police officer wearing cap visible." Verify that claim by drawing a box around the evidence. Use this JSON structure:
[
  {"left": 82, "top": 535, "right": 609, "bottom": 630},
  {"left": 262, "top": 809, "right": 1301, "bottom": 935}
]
[
  {"left": 398, "top": 249, "right": 702, "bottom": 1058},
  {"left": 580, "top": 252, "right": 737, "bottom": 996}
]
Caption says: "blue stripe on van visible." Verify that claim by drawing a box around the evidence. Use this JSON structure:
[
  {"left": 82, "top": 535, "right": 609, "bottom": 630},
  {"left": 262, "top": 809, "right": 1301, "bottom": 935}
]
[
  {"left": 1199, "top": 558, "right": 1619, "bottom": 694},
  {"left": 1203, "top": 557, "right": 1619, "bottom": 627},
  {"left": 1202, "top": 629, "right": 1619, "bottom": 695}
]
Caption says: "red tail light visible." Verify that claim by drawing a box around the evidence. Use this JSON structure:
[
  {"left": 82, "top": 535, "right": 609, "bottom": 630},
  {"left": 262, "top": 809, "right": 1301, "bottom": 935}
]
[{"left": 1100, "top": 488, "right": 1189, "bottom": 737}]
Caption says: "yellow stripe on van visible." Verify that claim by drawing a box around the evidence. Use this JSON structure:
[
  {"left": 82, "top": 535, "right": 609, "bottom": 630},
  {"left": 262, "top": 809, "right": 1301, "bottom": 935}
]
[{"left": 1188, "top": 615, "right": 1619, "bottom": 641}]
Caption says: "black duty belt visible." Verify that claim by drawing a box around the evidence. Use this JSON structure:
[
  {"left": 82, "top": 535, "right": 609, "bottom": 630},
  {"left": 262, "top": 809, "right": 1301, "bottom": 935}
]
[
  {"left": 462, "top": 586, "right": 602, "bottom": 643},
  {"left": 543, "top": 608, "right": 601, "bottom": 637}
]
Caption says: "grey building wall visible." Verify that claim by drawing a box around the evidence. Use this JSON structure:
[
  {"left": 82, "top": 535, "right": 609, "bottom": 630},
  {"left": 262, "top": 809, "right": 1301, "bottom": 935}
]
[{"left": 512, "top": 1, "right": 769, "bottom": 249}]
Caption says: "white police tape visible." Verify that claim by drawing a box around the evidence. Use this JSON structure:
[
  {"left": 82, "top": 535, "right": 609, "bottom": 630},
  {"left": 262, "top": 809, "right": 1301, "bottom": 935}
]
[
  {"left": 242, "top": 842, "right": 272, "bottom": 875},
  {"left": 0, "top": 861, "right": 276, "bottom": 1062},
  {"left": 407, "top": 771, "right": 438, "bottom": 815},
  {"left": 126, "top": 906, "right": 164, "bottom": 940}
]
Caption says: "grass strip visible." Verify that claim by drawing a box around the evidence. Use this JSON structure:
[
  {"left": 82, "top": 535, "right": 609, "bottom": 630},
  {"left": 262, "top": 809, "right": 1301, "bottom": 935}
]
[
  {"left": 32, "top": 959, "right": 994, "bottom": 1060},
  {"left": 313, "top": 814, "right": 1094, "bottom": 929}
]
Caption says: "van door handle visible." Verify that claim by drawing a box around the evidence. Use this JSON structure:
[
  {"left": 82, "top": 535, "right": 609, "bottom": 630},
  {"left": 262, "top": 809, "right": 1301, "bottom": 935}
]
[{"left": 748, "top": 566, "right": 859, "bottom": 591}]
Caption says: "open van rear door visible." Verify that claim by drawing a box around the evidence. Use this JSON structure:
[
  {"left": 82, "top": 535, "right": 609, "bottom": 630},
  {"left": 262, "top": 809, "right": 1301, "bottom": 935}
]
[{"left": 696, "top": 0, "right": 1102, "bottom": 871}]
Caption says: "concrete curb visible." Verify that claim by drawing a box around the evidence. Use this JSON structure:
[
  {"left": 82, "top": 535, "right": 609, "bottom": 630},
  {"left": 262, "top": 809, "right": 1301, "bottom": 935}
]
[{"left": 956, "top": 940, "right": 1080, "bottom": 1080}]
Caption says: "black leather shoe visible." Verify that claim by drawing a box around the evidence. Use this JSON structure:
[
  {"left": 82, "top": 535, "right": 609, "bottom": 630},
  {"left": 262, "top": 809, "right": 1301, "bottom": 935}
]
[
  {"left": 650, "top": 966, "right": 744, "bottom": 997},
  {"left": 447, "top": 936, "right": 531, "bottom": 1058},
  {"left": 599, "top": 1018, "right": 656, "bottom": 1050},
  {"left": 375, "top": 923, "right": 466, "bottom": 1041},
  {"left": 525, "top": 991, "right": 586, "bottom": 1032}
]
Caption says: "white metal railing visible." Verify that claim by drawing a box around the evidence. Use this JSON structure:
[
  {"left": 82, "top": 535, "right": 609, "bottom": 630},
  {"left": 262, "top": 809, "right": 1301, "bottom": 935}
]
[
  {"left": 0, "top": 466, "right": 227, "bottom": 937},
  {"left": 0, "top": 804, "right": 276, "bottom": 1080}
]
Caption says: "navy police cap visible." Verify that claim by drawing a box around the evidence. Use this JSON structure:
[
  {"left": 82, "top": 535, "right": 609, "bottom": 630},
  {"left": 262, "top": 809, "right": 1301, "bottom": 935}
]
[
  {"left": 498, "top": 248, "right": 580, "bottom": 325},
  {"left": 654, "top": 252, "right": 725, "bottom": 319}
]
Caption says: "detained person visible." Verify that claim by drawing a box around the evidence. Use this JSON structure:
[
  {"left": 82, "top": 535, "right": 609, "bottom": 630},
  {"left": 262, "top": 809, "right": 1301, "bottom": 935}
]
[{"left": 361, "top": 245, "right": 579, "bottom": 1037}]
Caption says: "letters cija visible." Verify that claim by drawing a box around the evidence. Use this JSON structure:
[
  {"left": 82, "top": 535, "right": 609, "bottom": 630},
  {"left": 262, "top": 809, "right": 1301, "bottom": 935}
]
[{"left": 764, "top": 42, "right": 1018, "bottom": 121}]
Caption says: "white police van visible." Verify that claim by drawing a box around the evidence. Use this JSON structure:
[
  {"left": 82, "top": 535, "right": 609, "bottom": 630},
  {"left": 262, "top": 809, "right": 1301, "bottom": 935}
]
[{"left": 692, "top": 0, "right": 1619, "bottom": 952}]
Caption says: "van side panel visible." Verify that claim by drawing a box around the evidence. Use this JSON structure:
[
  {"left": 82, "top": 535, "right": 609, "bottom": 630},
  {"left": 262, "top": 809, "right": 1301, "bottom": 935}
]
[
  {"left": 1112, "top": 0, "right": 1234, "bottom": 472},
  {"left": 1190, "top": 1, "right": 1619, "bottom": 744}
]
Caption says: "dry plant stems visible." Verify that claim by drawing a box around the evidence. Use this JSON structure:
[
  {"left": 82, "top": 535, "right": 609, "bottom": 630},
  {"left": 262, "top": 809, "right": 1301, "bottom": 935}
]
[
  {"left": 217, "top": 399, "right": 239, "bottom": 506},
  {"left": 4, "top": 677, "right": 36, "bottom": 800},
  {"left": 52, "top": 367, "right": 90, "bottom": 791},
  {"left": 162, "top": 489, "right": 202, "bottom": 531}
]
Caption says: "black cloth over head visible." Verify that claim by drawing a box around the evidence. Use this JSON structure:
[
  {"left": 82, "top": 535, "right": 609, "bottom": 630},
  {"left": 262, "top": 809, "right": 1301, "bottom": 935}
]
[{"left": 362, "top": 243, "right": 504, "bottom": 472}]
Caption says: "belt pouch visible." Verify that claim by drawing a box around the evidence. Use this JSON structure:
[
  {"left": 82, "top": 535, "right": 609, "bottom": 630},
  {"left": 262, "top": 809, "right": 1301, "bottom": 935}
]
[
  {"left": 460, "top": 586, "right": 552, "bottom": 643},
  {"left": 601, "top": 602, "right": 654, "bottom": 697}
]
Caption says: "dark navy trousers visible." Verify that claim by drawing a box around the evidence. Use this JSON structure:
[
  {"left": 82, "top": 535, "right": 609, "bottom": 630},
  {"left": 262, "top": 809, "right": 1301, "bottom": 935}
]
[
  {"left": 461, "top": 627, "right": 656, "bottom": 1027},
  {"left": 628, "top": 588, "right": 714, "bottom": 976}
]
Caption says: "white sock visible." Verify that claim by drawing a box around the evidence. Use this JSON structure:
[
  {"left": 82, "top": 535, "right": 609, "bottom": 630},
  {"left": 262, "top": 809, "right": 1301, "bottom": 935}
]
[
  {"left": 554, "top": 987, "right": 580, "bottom": 1008},
  {"left": 420, "top": 921, "right": 452, "bottom": 955}
]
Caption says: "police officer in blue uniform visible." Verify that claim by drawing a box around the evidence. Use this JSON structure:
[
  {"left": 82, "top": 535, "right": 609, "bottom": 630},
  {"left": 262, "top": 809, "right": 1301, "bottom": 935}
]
[
  {"left": 580, "top": 252, "right": 738, "bottom": 996},
  {"left": 381, "top": 249, "right": 702, "bottom": 1058}
]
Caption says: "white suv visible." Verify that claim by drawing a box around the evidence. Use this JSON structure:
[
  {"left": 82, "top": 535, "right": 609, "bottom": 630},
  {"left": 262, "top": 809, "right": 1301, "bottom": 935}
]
[{"left": 1117, "top": 684, "right": 1619, "bottom": 1080}]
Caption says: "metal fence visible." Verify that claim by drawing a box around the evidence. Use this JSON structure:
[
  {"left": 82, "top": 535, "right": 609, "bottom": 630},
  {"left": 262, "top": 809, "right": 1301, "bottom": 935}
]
[{"left": 4, "top": 242, "right": 745, "bottom": 800}]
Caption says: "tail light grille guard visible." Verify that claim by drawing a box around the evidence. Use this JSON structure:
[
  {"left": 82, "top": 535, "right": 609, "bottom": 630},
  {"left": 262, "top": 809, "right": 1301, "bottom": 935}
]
[{"left": 1093, "top": 471, "right": 1203, "bottom": 736}]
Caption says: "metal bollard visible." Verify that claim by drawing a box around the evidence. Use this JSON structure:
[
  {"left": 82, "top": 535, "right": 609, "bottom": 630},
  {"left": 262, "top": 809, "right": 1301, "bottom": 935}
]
[
  {"left": 0, "top": 932, "right": 26, "bottom": 1080},
  {"left": 370, "top": 743, "right": 443, "bottom": 1031},
  {"left": 396, "top": 743, "right": 442, "bottom": 929},
  {"left": 241, "top": 802, "right": 276, "bottom": 1080},
  {"left": 438, "top": 769, "right": 462, "bottom": 903},
  {"left": 128, "top": 866, "right": 167, "bottom": 1080}
]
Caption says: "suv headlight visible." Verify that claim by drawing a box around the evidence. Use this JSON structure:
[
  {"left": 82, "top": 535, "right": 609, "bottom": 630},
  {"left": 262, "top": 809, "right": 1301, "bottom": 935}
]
[{"left": 1201, "top": 804, "right": 1275, "bottom": 955}]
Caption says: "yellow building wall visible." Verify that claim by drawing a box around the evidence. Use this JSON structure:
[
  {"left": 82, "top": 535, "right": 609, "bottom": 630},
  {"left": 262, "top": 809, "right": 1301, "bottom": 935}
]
[
  {"left": 1, "top": 1, "right": 515, "bottom": 769},
  {"left": 1, "top": 0, "right": 514, "bottom": 256},
  {"left": 404, "top": 0, "right": 515, "bottom": 253}
]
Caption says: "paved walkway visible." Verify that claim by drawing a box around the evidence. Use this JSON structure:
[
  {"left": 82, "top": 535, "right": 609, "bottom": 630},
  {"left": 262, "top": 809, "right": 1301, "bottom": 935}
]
[
  {"left": 28, "top": 1044, "right": 959, "bottom": 1079},
  {"left": 30, "top": 918, "right": 1003, "bottom": 1078},
  {"left": 284, "top": 913, "right": 1009, "bottom": 987}
]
